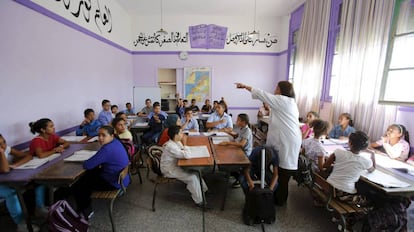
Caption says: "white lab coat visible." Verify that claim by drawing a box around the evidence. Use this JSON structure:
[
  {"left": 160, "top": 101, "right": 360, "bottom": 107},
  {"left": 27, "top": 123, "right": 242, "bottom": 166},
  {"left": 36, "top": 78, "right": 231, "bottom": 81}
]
[
  {"left": 251, "top": 88, "right": 302, "bottom": 170},
  {"left": 160, "top": 140, "right": 208, "bottom": 204}
]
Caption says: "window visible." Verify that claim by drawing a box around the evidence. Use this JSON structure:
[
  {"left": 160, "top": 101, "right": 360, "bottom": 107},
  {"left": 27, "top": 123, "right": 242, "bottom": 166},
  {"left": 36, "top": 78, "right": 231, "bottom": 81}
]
[
  {"left": 380, "top": 0, "right": 414, "bottom": 105},
  {"left": 287, "top": 5, "right": 304, "bottom": 83},
  {"left": 321, "top": 0, "right": 342, "bottom": 102}
]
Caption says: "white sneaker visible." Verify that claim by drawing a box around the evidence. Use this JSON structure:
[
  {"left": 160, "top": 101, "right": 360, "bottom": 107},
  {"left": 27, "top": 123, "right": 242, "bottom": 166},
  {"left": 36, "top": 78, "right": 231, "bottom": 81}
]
[{"left": 16, "top": 222, "right": 40, "bottom": 232}]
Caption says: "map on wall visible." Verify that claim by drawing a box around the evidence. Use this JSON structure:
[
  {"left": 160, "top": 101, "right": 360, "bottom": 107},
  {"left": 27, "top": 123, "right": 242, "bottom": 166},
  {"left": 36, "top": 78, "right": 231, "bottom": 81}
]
[{"left": 184, "top": 67, "right": 211, "bottom": 103}]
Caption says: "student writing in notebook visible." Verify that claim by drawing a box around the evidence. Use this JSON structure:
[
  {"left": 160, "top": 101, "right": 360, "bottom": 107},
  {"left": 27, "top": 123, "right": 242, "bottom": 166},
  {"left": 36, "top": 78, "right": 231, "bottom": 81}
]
[
  {"left": 76, "top": 108, "right": 102, "bottom": 137},
  {"left": 371, "top": 124, "right": 410, "bottom": 161},
  {"left": 160, "top": 125, "right": 208, "bottom": 208}
]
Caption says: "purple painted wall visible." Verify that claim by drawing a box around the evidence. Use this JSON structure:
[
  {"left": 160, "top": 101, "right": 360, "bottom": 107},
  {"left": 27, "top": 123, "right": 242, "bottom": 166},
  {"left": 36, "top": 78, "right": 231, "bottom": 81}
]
[
  {"left": 0, "top": 1, "right": 133, "bottom": 145},
  {"left": 132, "top": 51, "right": 288, "bottom": 123}
]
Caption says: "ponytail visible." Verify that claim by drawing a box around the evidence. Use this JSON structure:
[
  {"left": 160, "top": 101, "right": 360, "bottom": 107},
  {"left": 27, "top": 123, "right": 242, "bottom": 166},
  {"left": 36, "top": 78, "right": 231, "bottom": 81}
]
[{"left": 29, "top": 118, "right": 52, "bottom": 134}]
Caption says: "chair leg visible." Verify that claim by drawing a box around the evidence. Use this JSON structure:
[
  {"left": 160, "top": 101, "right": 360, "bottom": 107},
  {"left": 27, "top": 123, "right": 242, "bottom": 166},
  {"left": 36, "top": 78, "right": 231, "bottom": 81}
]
[
  {"left": 137, "top": 167, "right": 143, "bottom": 184},
  {"left": 152, "top": 183, "right": 159, "bottom": 212},
  {"left": 109, "top": 198, "right": 117, "bottom": 232}
]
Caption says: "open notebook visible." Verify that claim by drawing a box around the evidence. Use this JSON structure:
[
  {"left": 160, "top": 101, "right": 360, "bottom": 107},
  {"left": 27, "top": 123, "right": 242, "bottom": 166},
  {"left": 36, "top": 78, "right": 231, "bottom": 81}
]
[
  {"left": 61, "top": 135, "right": 86, "bottom": 142},
  {"left": 14, "top": 153, "right": 61, "bottom": 169},
  {"left": 186, "top": 146, "right": 210, "bottom": 159},
  {"left": 64, "top": 150, "right": 97, "bottom": 162}
]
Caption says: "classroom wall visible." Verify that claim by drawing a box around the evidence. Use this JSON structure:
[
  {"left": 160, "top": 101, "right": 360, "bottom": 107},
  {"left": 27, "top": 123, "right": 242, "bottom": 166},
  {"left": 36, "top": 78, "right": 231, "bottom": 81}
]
[
  {"left": 132, "top": 51, "right": 288, "bottom": 124},
  {"left": 0, "top": 1, "right": 133, "bottom": 145}
]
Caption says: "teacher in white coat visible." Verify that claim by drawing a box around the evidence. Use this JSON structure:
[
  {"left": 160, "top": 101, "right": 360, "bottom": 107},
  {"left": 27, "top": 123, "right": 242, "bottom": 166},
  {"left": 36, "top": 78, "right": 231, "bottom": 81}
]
[{"left": 235, "top": 81, "right": 301, "bottom": 206}]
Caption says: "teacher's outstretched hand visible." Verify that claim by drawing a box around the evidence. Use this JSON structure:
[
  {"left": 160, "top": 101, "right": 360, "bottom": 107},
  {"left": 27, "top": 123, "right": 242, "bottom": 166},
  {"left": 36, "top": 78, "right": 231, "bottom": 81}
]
[{"left": 235, "top": 83, "right": 252, "bottom": 92}]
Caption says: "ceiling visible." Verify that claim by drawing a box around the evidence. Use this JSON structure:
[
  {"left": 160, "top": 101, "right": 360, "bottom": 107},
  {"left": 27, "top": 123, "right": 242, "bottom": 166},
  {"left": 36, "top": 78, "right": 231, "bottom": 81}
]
[{"left": 117, "top": 0, "right": 305, "bottom": 18}]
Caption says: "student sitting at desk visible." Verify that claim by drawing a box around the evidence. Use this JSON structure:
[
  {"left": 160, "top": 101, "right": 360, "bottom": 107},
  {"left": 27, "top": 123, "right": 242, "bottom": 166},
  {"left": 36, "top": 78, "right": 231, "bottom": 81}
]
[
  {"left": 206, "top": 102, "right": 233, "bottom": 133},
  {"left": 147, "top": 102, "right": 168, "bottom": 119},
  {"left": 98, "top": 99, "right": 113, "bottom": 125},
  {"left": 181, "top": 108, "right": 199, "bottom": 132},
  {"left": 175, "top": 98, "right": 185, "bottom": 118},
  {"left": 29, "top": 118, "right": 69, "bottom": 158},
  {"left": 110, "top": 104, "right": 118, "bottom": 119},
  {"left": 371, "top": 124, "right": 410, "bottom": 161},
  {"left": 138, "top": 98, "right": 153, "bottom": 117},
  {"left": 328, "top": 113, "right": 355, "bottom": 139},
  {"left": 211, "top": 100, "right": 219, "bottom": 113},
  {"left": 323, "top": 131, "right": 375, "bottom": 196},
  {"left": 115, "top": 112, "right": 131, "bottom": 128},
  {"left": 219, "top": 113, "right": 252, "bottom": 157},
  {"left": 160, "top": 126, "right": 208, "bottom": 208},
  {"left": 301, "top": 111, "right": 319, "bottom": 139},
  {"left": 158, "top": 114, "right": 182, "bottom": 146},
  {"left": 142, "top": 102, "right": 166, "bottom": 144},
  {"left": 76, "top": 108, "right": 102, "bottom": 137},
  {"left": 112, "top": 117, "right": 133, "bottom": 141},
  {"left": 302, "top": 119, "right": 329, "bottom": 172},
  {"left": 190, "top": 99, "right": 200, "bottom": 113},
  {"left": 123, "top": 102, "right": 135, "bottom": 115},
  {"left": 72, "top": 126, "right": 130, "bottom": 217},
  {"left": 240, "top": 146, "right": 278, "bottom": 196},
  {"left": 0, "top": 134, "right": 38, "bottom": 231},
  {"left": 201, "top": 99, "right": 212, "bottom": 113}
]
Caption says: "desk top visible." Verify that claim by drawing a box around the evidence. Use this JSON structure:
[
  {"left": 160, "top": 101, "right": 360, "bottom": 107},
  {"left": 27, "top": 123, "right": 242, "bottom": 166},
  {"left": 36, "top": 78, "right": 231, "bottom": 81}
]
[
  {"left": 33, "top": 143, "right": 100, "bottom": 185},
  {"left": 0, "top": 143, "right": 95, "bottom": 185},
  {"left": 130, "top": 116, "right": 149, "bottom": 129},
  {"left": 177, "top": 136, "right": 214, "bottom": 167}
]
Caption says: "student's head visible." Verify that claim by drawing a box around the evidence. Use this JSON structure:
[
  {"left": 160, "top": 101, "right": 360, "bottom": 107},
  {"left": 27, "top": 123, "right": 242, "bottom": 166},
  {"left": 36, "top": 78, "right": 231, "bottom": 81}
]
[
  {"left": 184, "top": 108, "right": 193, "bottom": 119},
  {"left": 236, "top": 114, "right": 249, "bottom": 127},
  {"left": 0, "top": 134, "right": 7, "bottom": 150},
  {"left": 29, "top": 118, "right": 54, "bottom": 135},
  {"left": 216, "top": 102, "right": 226, "bottom": 115},
  {"left": 191, "top": 99, "right": 197, "bottom": 105},
  {"left": 115, "top": 112, "right": 127, "bottom": 120},
  {"left": 153, "top": 102, "right": 161, "bottom": 114},
  {"left": 387, "top": 124, "right": 410, "bottom": 144},
  {"left": 145, "top": 99, "right": 152, "bottom": 107},
  {"left": 205, "top": 99, "right": 210, "bottom": 105},
  {"left": 310, "top": 119, "right": 328, "bottom": 139},
  {"left": 213, "top": 100, "right": 219, "bottom": 107},
  {"left": 306, "top": 111, "right": 319, "bottom": 123},
  {"left": 84, "top": 109, "right": 95, "bottom": 121},
  {"left": 349, "top": 131, "right": 369, "bottom": 153},
  {"left": 338, "top": 113, "right": 354, "bottom": 127},
  {"left": 167, "top": 125, "right": 182, "bottom": 141},
  {"left": 111, "top": 117, "right": 126, "bottom": 133},
  {"left": 102, "top": 99, "right": 111, "bottom": 111},
  {"left": 164, "top": 114, "right": 180, "bottom": 127},
  {"left": 111, "top": 105, "right": 118, "bottom": 114},
  {"left": 98, "top": 126, "right": 115, "bottom": 145},
  {"left": 275, "top": 81, "right": 295, "bottom": 98},
  {"left": 126, "top": 102, "right": 132, "bottom": 110},
  {"left": 183, "top": 99, "right": 188, "bottom": 107}
]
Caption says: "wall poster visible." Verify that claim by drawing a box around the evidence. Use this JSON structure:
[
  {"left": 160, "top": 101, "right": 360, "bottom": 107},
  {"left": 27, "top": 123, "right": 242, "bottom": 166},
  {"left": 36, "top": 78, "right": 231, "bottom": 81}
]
[{"left": 183, "top": 67, "right": 211, "bottom": 103}]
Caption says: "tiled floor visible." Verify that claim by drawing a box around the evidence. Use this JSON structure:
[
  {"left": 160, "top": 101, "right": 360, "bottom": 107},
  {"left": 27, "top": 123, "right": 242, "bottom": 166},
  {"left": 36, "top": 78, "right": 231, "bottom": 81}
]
[{"left": 1, "top": 169, "right": 339, "bottom": 232}]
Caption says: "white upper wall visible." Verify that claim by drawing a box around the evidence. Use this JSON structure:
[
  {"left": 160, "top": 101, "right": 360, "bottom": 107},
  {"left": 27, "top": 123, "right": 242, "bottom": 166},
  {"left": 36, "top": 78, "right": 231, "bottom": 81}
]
[
  {"left": 31, "top": 0, "right": 133, "bottom": 50},
  {"left": 131, "top": 14, "right": 290, "bottom": 52}
]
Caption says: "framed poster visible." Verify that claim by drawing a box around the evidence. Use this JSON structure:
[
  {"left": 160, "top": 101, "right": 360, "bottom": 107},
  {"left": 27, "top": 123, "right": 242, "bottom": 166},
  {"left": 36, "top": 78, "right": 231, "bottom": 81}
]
[{"left": 183, "top": 67, "right": 211, "bottom": 103}]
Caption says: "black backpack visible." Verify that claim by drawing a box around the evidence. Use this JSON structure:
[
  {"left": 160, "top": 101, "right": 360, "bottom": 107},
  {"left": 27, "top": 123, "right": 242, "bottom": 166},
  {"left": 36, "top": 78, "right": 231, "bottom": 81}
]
[{"left": 294, "top": 154, "right": 313, "bottom": 187}]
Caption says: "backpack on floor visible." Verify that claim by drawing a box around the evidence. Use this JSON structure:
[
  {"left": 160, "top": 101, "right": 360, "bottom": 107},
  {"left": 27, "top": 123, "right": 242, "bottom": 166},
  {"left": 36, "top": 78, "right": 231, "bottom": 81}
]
[
  {"left": 48, "top": 200, "right": 89, "bottom": 232},
  {"left": 294, "top": 154, "right": 313, "bottom": 187}
]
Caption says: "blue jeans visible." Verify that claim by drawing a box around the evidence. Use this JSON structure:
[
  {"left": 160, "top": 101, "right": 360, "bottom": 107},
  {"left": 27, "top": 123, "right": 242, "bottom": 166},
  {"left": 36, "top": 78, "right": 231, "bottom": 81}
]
[{"left": 0, "top": 185, "right": 22, "bottom": 224}]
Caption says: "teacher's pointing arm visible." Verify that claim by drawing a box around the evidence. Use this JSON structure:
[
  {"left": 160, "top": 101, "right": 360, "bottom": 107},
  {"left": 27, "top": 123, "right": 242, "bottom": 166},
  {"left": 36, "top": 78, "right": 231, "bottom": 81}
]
[{"left": 235, "top": 83, "right": 252, "bottom": 92}]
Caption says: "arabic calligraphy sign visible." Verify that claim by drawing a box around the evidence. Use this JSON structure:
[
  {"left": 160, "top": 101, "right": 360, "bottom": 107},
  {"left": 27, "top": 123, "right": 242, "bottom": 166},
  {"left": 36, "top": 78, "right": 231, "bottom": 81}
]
[
  {"left": 189, "top": 24, "right": 227, "bottom": 49},
  {"left": 133, "top": 31, "right": 278, "bottom": 48}
]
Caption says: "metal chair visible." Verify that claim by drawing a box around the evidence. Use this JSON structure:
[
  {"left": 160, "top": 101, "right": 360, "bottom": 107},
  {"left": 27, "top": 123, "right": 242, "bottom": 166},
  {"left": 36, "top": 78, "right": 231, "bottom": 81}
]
[{"left": 90, "top": 166, "right": 129, "bottom": 232}]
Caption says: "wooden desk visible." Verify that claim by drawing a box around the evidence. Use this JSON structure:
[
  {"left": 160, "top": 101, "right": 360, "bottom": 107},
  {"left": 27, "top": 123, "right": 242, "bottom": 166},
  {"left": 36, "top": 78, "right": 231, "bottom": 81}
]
[
  {"left": 0, "top": 143, "right": 95, "bottom": 232},
  {"left": 177, "top": 136, "right": 215, "bottom": 169}
]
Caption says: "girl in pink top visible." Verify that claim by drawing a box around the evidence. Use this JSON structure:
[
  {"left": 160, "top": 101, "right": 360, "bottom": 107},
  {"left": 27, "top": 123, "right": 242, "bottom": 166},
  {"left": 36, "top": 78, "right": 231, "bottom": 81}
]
[
  {"left": 371, "top": 124, "right": 410, "bottom": 161},
  {"left": 301, "top": 111, "right": 319, "bottom": 139}
]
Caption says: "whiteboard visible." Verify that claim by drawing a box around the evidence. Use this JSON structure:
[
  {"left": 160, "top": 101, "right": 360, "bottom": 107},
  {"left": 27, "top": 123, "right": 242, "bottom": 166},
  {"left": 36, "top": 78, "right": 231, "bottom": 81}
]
[{"left": 133, "top": 86, "right": 161, "bottom": 112}]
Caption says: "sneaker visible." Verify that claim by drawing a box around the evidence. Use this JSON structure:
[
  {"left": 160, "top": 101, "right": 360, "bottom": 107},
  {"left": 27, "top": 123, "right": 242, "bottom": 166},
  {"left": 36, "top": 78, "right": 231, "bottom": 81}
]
[
  {"left": 231, "top": 180, "right": 241, "bottom": 188},
  {"left": 16, "top": 222, "right": 40, "bottom": 232}
]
